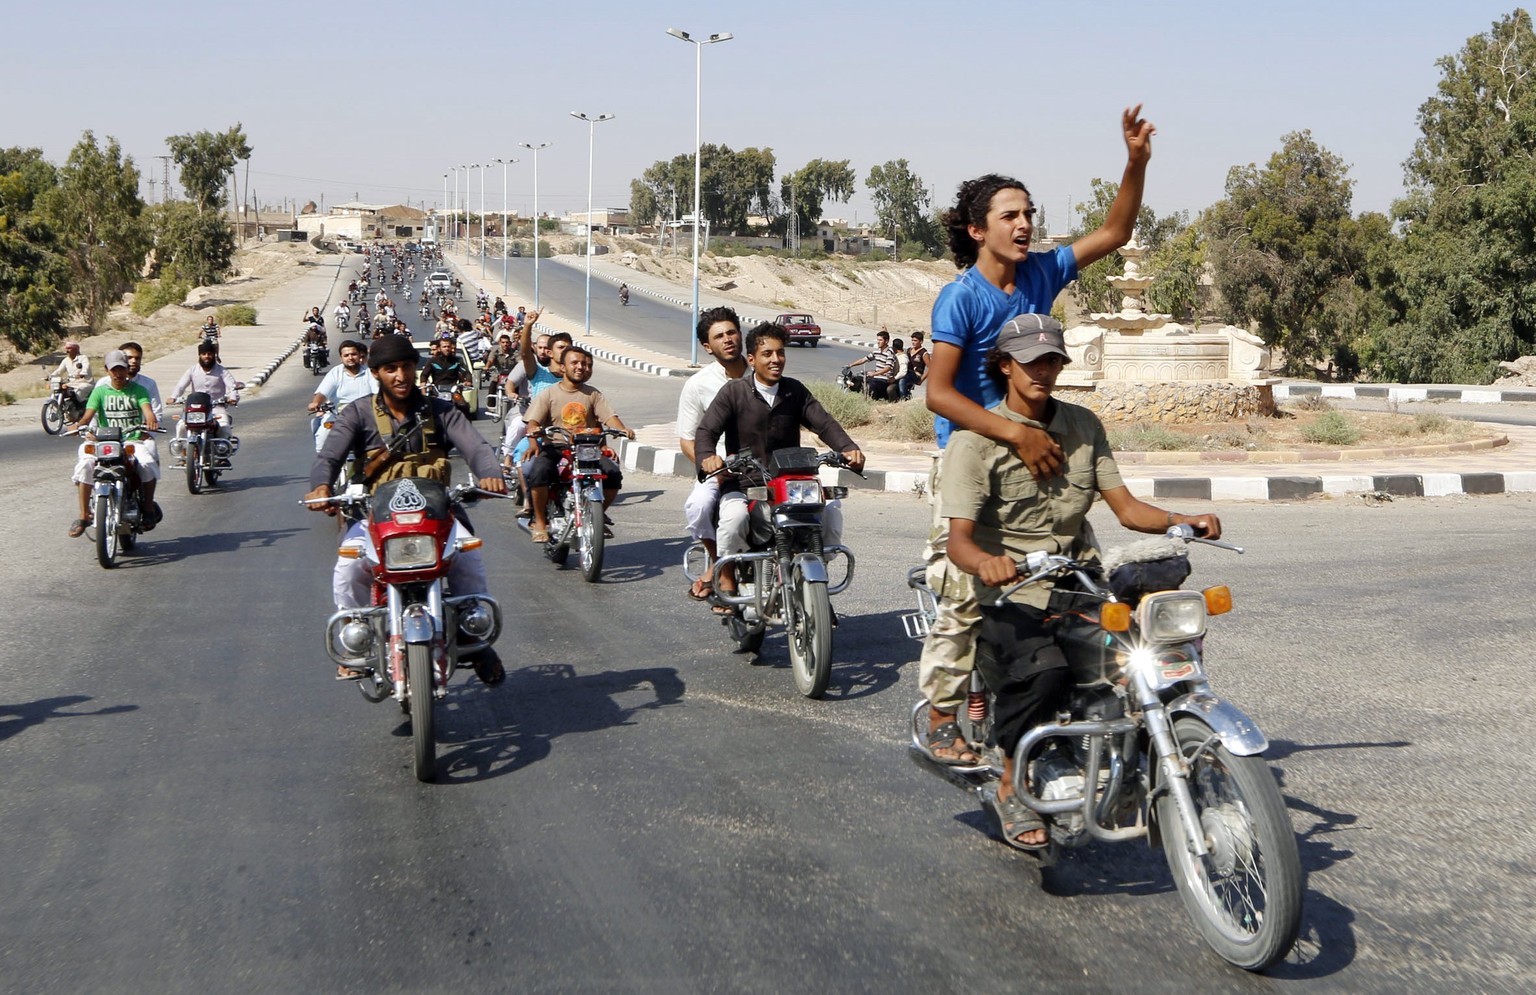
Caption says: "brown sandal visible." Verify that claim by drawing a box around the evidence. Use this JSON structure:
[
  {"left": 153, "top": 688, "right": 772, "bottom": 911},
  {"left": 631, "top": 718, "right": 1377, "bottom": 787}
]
[{"left": 67, "top": 519, "right": 88, "bottom": 538}]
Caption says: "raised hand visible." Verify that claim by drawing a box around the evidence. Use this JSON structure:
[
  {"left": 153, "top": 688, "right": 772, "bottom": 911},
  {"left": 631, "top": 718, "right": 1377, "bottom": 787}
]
[{"left": 1123, "top": 103, "right": 1155, "bottom": 167}]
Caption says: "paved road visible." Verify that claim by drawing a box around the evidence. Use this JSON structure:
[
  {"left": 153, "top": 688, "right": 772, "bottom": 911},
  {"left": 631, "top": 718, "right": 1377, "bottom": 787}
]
[{"left": 4, "top": 349, "right": 1534, "bottom": 992}]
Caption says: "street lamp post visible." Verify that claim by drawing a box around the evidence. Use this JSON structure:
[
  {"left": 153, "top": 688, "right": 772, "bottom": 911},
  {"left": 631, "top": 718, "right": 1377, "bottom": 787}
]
[
  {"left": 570, "top": 112, "right": 615, "bottom": 337},
  {"left": 451, "top": 168, "right": 460, "bottom": 247},
  {"left": 519, "top": 142, "right": 550, "bottom": 307},
  {"left": 667, "top": 27, "right": 734, "bottom": 367},
  {"left": 457, "top": 165, "right": 468, "bottom": 249},
  {"left": 493, "top": 157, "right": 516, "bottom": 296},
  {"left": 473, "top": 163, "right": 488, "bottom": 281},
  {"left": 441, "top": 173, "right": 448, "bottom": 244}
]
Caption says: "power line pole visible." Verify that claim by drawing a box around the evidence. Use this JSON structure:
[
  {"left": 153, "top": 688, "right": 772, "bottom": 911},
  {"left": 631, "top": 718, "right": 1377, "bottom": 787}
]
[
  {"left": 788, "top": 176, "right": 799, "bottom": 256},
  {"left": 157, "top": 156, "right": 172, "bottom": 203}
]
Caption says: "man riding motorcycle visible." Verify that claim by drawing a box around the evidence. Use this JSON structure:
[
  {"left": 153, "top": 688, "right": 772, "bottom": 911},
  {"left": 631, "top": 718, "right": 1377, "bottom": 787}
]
[
  {"left": 52, "top": 340, "right": 93, "bottom": 406},
  {"left": 419, "top": 338, "right": 472, "bottom": 415},
  {"left": 308, "top": 340, "right": 378, "bottom": 450},
  {"left": 695, "top": 322, "right": 865, "bottom": 606},
  {"left": 303, "top": 334, "right": 507, "bottom": 684},
  {"left": 68, "top": 349, "right": 161, "bottom": 538},
  {"left": 169, "top": 341, "right": 239, "bottom": 461}
]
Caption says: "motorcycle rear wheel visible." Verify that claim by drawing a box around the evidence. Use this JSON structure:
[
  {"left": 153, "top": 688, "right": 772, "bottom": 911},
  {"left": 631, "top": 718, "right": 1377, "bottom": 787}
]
[
  {"left": 489, "top": 392, "right": 505, "bottom": 424},
  {"left": 787, "top": 568, "right": 833, "bottom": 698},
  {"left": 94, "top": 494, "right": 118, "bottom": 569},
  {"left": 578, "top": 497, "right": 605, "bottom": 583},
  {"left": 1157, "top": 717, "right": 1301, "bottom": 971},
  {"left": 41, "top": 399, "right": 63, "bottom": 435},
  {"left": 407, "top": 643, "right": 436, "bottom": 782}
]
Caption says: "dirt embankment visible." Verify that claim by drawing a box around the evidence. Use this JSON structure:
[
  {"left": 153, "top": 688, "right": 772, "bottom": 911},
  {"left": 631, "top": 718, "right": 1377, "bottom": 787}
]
[{"left": 1, "top": 240, "right": 321, "bottom": 401}]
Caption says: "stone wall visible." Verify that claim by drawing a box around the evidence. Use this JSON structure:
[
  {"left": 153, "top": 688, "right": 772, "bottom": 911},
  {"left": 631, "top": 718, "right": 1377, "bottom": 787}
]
[{"left": 1057, "top": 381, "right": 1275, "bottom": 424}]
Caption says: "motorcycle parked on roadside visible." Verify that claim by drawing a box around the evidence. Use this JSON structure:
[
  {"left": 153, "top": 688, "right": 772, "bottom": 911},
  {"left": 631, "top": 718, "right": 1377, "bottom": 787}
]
[
  {"left": 683, "top": 447, "right": 857, "bottom": 698},
  {"left": 41, "top": 375, "right": 88, "bottom": 435},
  {"left": 71, "top": 425, "right": 164, "bottom": 569},
  {"left": 902, "top": 526, "right": 1301, "bottom": 971},
  {"left": 516, "top": 425, "right": 626, "bottom": 583},
  {"left": 169, "top": 390, "right": 239, "bottom": 494},
  {"left": 304, "top": 477, "right": 509, "bottom": 782}
]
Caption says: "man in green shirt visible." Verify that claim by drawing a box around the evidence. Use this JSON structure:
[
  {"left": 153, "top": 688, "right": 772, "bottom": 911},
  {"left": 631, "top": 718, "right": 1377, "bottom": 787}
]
[
  {"left": 69, "top": 349, "right": 161, "bottom": 537},
  {"left": 941, "top": 316, "right": 1221, "bottom": 850}
]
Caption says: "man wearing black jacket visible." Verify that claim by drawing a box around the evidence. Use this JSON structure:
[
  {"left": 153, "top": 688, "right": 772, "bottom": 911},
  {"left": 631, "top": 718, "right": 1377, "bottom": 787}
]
[{"left": 695, "top": 322, "right": 865, "bottom": 605}]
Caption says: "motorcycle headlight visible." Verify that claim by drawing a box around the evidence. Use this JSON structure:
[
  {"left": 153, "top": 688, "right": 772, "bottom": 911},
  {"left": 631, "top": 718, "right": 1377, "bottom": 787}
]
[
  {"left": 383, "top": 534, "right": 439, "bottom": 570},
  {"left": 1137, "top": 591, "right": 1207, "bottom": 641},
  {"left": 781, "top": 479, "right": 823, "bottom": 505},
  {"left": 575, "top": 444, "right": 602, "bottom": 462},
  {"left": 185, "top": 410, "right": 208, "bottom": 425}
]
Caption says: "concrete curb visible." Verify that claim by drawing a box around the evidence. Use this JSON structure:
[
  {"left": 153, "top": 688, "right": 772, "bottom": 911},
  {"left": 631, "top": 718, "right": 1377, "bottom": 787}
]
[
  {"left": 612, "top": 437, "right": 928, "bottom": 496},
  {"left": 1277, "top": 382, "right": 1536, "bottom": 404}
]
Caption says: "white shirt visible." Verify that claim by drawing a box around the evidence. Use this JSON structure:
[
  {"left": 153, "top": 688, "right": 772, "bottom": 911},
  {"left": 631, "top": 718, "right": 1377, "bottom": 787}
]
[
  {"left": 99, "top": 372, "right": 163, "bottom": 419},
  {"left": 54, "top": 354, "right": 91, "bottom": 383},
  {"left": 316, "top": 365, "right": 378, "bottom": 407},
  {"left": 677, "top": 362, "right": 737, "bottom": 456}
]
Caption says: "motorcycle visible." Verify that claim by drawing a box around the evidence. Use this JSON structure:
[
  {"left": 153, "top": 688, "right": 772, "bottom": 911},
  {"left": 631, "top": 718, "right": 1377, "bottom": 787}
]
[
  {"left": 517, "top": 426, "right": 626, "bottom": 583},
  {"left": 199, "top": 324, "right": 221, "bottom": 361},
  {"left": 169, "top": 391, "right": 239, "bottom": 494},
  {"left": 483, "top": 369, "right": 512, "bottom": 424},
  {"left": 683, "top": 447, "right": 857, "bottom": 698},
  {"left": 304, "top": 477, "right": 509, "bottom": 782},
  {"left": 303, "top": 336, "right": 329, "bottom": 376},
  {"left": 619, "top": 286, "right": 630, "bottom": 306},
  {"left": 902, "top": 526, "right": 1301, "bottom": 971},
  {"left": 71, "top": 424, "right": 164, "bottom": 568},
  {"left": 419, "top": 303, "right": 432, "bottom": 318},
  {"left": 837, "top": 366, "right": 897, "bottom": 401},
  {"left": 41, "top": 375, "right": 88, "bottom": 435}
]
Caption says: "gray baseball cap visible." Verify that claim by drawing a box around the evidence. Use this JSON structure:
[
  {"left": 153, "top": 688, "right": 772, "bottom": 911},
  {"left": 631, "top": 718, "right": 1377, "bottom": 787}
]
[
  {"left": 995, "top": 313, "right": 1069, "bottom": 364},
  {"left": 103, "top": 349, "right": 130, "bottom": 370}
]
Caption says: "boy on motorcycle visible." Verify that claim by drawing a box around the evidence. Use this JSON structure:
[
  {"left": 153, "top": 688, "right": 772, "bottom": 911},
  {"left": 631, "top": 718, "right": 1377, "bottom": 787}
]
[
  {"left": 940, "top": 315, "right": 1221, "bottom": 849},
  {"left": 68, "top": 349, "right": 161, "bottom": 538},
  {"left": 302, "top": 334, "right": 507, "bottom": 685},
  {"left": 676, "top": 306, "right": 747, "bottom": 601},
  {"left": 308, "top": 340, "right": 377, "bottom": 451},
  {"left": 694, "top": 322, "right": 865, "bottom": 608},
  {"left": 521, "top": 345, "right": 634, "bottom": 543}
]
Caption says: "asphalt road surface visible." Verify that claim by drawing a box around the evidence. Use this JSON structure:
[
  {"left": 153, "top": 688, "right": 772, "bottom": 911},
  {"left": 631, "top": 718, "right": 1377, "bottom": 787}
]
[{"left": 3, "top": 349, "right": 1534, "bottom": 993}]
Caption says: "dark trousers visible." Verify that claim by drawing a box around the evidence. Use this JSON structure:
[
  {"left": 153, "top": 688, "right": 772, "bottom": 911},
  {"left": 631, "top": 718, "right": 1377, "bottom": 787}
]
[{"left": 975, "top": 602, "right": 1070, "bottom": 755}]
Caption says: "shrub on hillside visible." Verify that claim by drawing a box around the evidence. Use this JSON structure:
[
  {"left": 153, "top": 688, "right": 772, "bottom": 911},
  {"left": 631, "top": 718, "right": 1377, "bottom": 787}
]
[
  {"left": 806, "top": 380, "right": 873, "bottom": 428},
  {"left": 1300, "top": 410, "right": 1360, "bottom": 445},
  {"left": 130, "top": 278, "right": 191, "bottom": 317},
  {"left": 215, "top": 304, "right": 257, "bottom": 326},
  {"left": 890, "top": 399, "right": 935, "bottom": 442}
]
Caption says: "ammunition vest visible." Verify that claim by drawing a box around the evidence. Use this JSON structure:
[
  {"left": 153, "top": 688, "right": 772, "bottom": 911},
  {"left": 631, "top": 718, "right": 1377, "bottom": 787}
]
[{"left": 366, "top": 394, "right": 452, "bottom": 485}]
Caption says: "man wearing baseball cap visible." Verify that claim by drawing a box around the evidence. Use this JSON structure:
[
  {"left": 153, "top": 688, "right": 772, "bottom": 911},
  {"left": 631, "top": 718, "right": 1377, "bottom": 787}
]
[
  {"left": 937, "top": 313, "right": 1224, "bottom": 850},
  {"left": 68, "top": 350, "right": 161, "bottom": 538}
]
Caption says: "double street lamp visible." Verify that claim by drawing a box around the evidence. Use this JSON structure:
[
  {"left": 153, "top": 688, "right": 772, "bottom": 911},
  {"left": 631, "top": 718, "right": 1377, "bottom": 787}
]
[
  {"left": 519, "top": 142, "right": 551, "bottom": 307},
  {"left": 667, "top": 27, "right": 734, "bottom": 366},
  {"left": 492, "top": 157, "right": 518, "bottom": 295},
  {"left": 570, "top": 111, "right": 615, "bottom": 337}
]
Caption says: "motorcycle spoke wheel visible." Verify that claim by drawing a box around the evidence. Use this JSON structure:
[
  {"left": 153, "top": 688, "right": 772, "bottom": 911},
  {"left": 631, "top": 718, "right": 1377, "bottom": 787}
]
[
  {"left": 185, "top": 451, "right": 202, "bottom": 494},
  {"left": 406, "top": 643, "right": 436, "bottom": 782},
  {"left": 579, "top": 497, "right": 605, "bottom": 583},
  {"left": 41, "top": 399, "right": 63, "bottom": 435},
  {"left": 1156, "top": 717, "right": 1302, "bottom": 971},
  {"left": 94, "top": 494, "right": 118, "bottom": 569},
  {"left": 786, "top": 570, "right": 833, "bottom": 698}
]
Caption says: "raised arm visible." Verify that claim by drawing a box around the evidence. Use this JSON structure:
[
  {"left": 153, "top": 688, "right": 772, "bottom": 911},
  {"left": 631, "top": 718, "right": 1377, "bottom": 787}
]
[{"left": 1069, "top": 104, "right": 1155, "bottom": 269}]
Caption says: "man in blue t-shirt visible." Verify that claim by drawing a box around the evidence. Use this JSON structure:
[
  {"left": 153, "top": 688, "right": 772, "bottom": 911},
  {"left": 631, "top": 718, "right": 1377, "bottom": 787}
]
[{"left": 917, "top": 105, "right": 1158, "bottom": 766}]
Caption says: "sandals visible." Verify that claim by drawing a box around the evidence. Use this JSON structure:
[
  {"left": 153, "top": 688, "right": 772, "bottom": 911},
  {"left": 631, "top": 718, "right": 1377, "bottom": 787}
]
[
  {"left": 602, "top": 525, "right": 614, "bottom": 539},
  {"left": 530, "top": 528, "right": 549, "bottom": 543},
  {"left": 335, "top": 665, "right": 367, "bottom": 681},
  {"left": 989, "top": 787, "right": 1049, "bottom": 851},
  {"left": 925, "top": 720, "right": 981, "bottom": 766},
  {"left": 688, "top": 578, "right": 713, "bottom": 602},
  {"left": 470, "top": 649, "right": 505, "bottom": 686},
  {"left": 67, "top": 519, "right": 88, "bottom": 538}
]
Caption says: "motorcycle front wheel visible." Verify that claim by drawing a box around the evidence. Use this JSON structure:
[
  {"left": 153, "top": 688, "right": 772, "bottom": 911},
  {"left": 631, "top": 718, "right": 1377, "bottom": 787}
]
[
  {"left": 578, "top": 496, "right": 605, "bottom": 583},
  {"left": 185, "top": 447, "right": 203, "bottom": 494},
  {"left": 786, "top": 567, "right": 833, "bottom": 698},
  {"left": 407, "top": 642, "right": 436, "bottom": 782},
  {"left": 1156, "top": 716, "right": 1302, "bottom": 971},
  {"left": 41, "top": 399, "right": 63, "bottom": 435},
  {"left": 94, "top": 493, "right": 118, "bottom": 569}
]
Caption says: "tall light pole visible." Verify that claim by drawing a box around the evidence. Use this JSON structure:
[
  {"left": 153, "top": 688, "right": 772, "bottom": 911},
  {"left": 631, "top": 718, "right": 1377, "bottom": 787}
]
[
  {"left": 441, "top": 173, "right": 448, "bottom": 243},
  {"left": 493, "top": 157, "right": 516, "bottom": 296},
  {"left": 519, "top": 142, "right": 550, "bottom": 307},
  {"left": 457, "top": 165, "right": 468, "bottom": 248},
  {"left": 451, "top": 168, "right": 460, "bottom": 247},
  {"left": 471, "top": 163, "right": 488, "bottom": 280},
  {"left": 571, "top": 112, "right": 615, "bottom": 337},
  {"left": 667, "top": 27, "right": 733, "bottom": 366}
]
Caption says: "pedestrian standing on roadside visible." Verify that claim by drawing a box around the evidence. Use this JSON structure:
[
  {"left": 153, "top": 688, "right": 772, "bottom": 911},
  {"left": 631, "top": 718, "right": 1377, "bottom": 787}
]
[{"left": 917, "top": 105, "right": 1156, "bottom": 766}]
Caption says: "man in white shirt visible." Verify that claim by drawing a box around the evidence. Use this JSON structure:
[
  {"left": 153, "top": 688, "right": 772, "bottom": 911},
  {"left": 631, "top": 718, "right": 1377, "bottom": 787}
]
[
  {"left": 53, "top": 341, "right": 92, "bottom": 404},
  {"left": 170, "top": 341, "right": 241, "bottom": 458},
  {"left": 307, "top": 339, "right": 378, "bottom": 451},
  {"left": 676, "top": 306, "right": 748, "bottom": 601}
]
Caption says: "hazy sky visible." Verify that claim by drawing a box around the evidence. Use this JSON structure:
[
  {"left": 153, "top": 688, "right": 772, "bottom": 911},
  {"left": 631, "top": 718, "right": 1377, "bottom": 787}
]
[{"left": 8, "top": 0, "right": 1524, "bottom": 230}]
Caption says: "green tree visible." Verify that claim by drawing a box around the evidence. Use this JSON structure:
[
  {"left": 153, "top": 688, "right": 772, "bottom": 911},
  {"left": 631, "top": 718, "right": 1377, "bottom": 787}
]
[
  {"left": 865, "top": 159, "right": 933, "bottom": 255},
  {"left": 38, "top": 132, "right": 150, "bottom": 331},
  {"left": 147, "top": 201, "right": 233, "bottom": 287},
  {"left": 0, "top": 147, "right": 71, "bottom": 351},
  {"left": 1144, "top": 224, "right": 1205, "bottom": 323},
  {"left": 161, "top": 124, "right": 248, "bottom": 284},
  {"left": 1201, "top": 130, "right": 1373, "bottom": 374},
  {"left": 1367, "top": 9, "right": 1536, "bottom": 382},
  {"left": 166, "top": 124, "right": 251, "bottom": 213},
  {"left": 780, "top": 158, "right": 855, "bottom": 237},
  {"left": 1068, "top": 178, "right": 1187, "bottom": 314}
]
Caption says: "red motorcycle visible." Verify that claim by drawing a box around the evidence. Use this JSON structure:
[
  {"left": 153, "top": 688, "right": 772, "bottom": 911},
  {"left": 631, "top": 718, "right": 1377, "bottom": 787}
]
[
  {"left": 517, "top": 426, "right": 626, "bottom": 583},
  {"left": 304, "top": 477, "right": 508, "bottom": 782},
  {"left": 684, "top": 447, "right": 857, "bottom": 698}
]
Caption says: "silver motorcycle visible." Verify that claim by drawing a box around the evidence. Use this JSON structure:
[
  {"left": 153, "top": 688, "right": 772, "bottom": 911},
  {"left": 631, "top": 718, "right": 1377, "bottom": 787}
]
[{"left": 905, "top": 526, "right": 1301, "bottom": 971}]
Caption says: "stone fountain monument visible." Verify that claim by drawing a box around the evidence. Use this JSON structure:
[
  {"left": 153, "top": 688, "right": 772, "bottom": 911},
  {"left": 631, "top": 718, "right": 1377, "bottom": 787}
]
[{"left": 1056, "top": 237, "right": 1276, "bottom": 423}]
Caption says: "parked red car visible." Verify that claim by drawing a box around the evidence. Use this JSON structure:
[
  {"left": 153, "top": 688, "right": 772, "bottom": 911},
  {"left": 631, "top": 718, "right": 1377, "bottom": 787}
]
[{"left": 774, "top": 312, "right": 822, "bottom": 347}]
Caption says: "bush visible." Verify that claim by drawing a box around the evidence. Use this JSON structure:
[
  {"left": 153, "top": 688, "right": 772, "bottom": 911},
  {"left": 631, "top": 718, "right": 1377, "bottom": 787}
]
[
  {"left": 1300, "top": 410, "right": 1360, "bottom": 445},
  {"left": 1108, "top": 425, "right": 1199, "bottom": 451},
  {"left": 0, "top": 389, "right": 15, "bottom": 406},
  {"left": 1413, "top": 412, "right": 1450, "bottom": 434},
  {"left": 1288, "top": 394, "right": 1333, "bottom": 412},
  {"left": 890, "top": 399, "right": 936, "bottom": 441},
  {"left": 215, "top": 304, "right": 257, "bottom": 326},
  {"left": 130, "top": 278, "right": 191, "bottom": 317},
  {"left": 806, "top": 379, "right": 874, "bottom": 428}
]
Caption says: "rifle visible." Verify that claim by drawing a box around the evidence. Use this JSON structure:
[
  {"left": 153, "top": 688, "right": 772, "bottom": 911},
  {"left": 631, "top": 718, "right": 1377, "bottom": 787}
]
[{"left": 360, "top": 415, "right": 424, "bottom": 487}]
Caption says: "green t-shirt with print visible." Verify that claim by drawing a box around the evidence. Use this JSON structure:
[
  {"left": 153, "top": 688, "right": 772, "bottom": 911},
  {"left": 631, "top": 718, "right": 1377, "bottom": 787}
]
[{"left": 85, "top": 381, "right": 152, "bottom": 431}]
